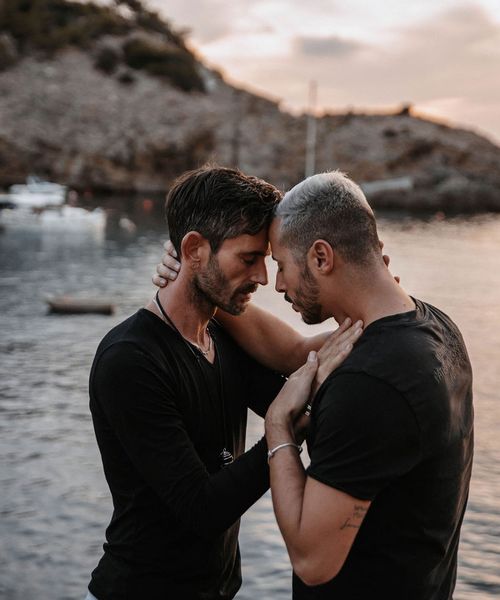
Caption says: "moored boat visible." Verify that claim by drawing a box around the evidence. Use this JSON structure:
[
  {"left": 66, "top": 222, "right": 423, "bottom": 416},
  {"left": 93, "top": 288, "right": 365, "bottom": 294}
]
[
  {"left": 8, "top": 176, "right": 67, "bottom": 208},
  {"left": 46, "top": 296, "right": 115, "bottom": 315}
]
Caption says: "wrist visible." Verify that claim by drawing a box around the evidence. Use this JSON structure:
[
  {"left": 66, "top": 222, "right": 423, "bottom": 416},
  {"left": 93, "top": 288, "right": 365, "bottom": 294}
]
[{"left": 265, "top": 418, "right": 294, "bottom": 448}]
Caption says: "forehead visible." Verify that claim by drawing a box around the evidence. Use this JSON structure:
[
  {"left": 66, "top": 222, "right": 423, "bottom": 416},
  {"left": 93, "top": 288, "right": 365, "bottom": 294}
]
[
  {"left": 218, "top": 228, "right": 270, "bottom": 254},
  {"left": 269, "top": 217, "right": 287, "bottom": 257}
]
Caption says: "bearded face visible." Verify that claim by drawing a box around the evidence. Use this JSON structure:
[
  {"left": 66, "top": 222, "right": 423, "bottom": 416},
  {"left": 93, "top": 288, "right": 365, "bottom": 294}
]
[
  {"left": 194, "top": 252, "right": 258, "bottom": 315},
  {"left": 287, "top": 262, "right": 323, "bottom": 325}
]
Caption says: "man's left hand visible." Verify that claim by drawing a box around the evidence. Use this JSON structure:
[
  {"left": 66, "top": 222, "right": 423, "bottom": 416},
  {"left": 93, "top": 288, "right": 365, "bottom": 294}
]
[{"left": 153, "top": 240, "right": 180, "bottom": 287}]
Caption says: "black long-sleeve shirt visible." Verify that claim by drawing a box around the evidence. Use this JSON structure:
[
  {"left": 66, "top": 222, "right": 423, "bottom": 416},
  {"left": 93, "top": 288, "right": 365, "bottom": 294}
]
[{"left": 88, "top": 309, "right": 284, "bottom": 600}]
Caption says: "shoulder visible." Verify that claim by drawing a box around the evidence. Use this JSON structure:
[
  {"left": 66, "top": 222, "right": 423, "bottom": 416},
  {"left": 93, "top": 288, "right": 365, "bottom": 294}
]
[
  {"left": 91, "top": 310, "right": 180, "bottom": 388},
  {"left": 334, "top": 300, "right": 468, "bottom": 382}
]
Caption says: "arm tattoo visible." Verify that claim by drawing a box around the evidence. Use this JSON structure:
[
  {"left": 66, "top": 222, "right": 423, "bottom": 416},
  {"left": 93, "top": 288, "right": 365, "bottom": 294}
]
[{"left": 340, "top": 504, "right": 368, "bottom": 531}]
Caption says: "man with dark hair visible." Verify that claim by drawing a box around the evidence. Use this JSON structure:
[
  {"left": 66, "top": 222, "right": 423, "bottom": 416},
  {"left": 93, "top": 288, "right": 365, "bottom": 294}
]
[
  {"left": 167, "top": 165, "right": 280, "bottom": 257},
  {"left": 157, "top": 170, "right": 473, "bottom": 600},
  {"left": 87, "top": 165, "right": 360, "bottom": 600}
]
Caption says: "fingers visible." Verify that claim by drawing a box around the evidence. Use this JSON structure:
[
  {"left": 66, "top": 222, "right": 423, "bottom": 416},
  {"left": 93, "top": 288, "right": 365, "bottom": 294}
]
[
  {"left": 290, "top": 350, "right": 319, "bottom": 379},
  {"left": 331, "top": 317, "right": 352, "bottom": 339},
  {"left": 163, "top": 239, "right": 178, "bottom": 257},
  {"left": 315, "top": 341, "right": 354, "bottom": 387},
  {"left": 161, "top": 253, "right": 181, "bottom": 272},
  {"left": 157, "top": 260, "right": 178, "bottom": 279},
  {"left": 153, "top": 241, "right": 180, "bottom": 288},
  {"left": 152, "top": 274, "right": 167, "bottom": 288},
  {"left": 318, "top": 319, "right": 363, "bottom": 357}
]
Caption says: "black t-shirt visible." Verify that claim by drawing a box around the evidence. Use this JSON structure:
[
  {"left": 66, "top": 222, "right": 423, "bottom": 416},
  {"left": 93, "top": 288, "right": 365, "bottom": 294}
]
[
  {"left": 294, "top": 299, "right": 473, "bottom": 600},
  {"left": 88, "top": 309, "right": 284, "bottom": 600}
]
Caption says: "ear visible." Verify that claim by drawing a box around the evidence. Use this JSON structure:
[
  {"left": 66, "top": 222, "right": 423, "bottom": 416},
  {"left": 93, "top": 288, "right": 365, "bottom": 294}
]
[
  {"left": 308, "top": 239, "right": 335, "bottom": 275},
  {"left": 180, "top": 231, "right": 210, "bottom": 269}
]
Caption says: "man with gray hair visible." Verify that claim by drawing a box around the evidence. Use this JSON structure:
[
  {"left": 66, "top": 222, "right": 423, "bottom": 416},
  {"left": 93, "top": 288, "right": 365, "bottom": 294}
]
[
  {"left": 263, "top": 171, "right": 473, "bottom": 599},
  {"left": 157, "top": 170, "right": 473, "bottom": 599}
]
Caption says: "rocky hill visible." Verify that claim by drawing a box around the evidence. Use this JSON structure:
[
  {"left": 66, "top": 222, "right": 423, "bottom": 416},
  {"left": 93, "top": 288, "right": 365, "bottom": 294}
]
[{"left": 1, "top": 0, "right": 500, "bottom": 211}]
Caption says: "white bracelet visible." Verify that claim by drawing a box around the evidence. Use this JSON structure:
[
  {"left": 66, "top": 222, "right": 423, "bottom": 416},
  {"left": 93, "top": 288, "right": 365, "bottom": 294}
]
[{"left": 267, "top": 442, "right": 303, "bottom": 462}]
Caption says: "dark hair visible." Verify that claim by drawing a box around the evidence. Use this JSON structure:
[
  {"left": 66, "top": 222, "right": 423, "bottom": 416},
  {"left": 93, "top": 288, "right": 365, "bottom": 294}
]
[
  {"left": 277, "top": 171, "right": 380, "bottom": 265},
  {"left": 166, "top": 165, "right": 282, "bottom": 255}
]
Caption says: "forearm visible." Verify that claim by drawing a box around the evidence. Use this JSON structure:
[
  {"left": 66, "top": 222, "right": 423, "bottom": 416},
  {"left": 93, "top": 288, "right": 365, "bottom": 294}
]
[
  {"left": 216, "top": 303, "right": 329, "bottom": 375},
  {"left": 175, "top": 436, "right": 271, "bottom": 539},
  {"left": 266, "top": 422, "right": 308, "bottom": 565}
]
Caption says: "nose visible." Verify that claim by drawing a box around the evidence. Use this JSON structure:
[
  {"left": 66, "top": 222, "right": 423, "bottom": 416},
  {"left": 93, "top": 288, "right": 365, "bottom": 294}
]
[
  {"left": 252, "top": 260, "right": 268, "bottom": 286},
  {"left": 275, "top": 270, "right": 285, "bottom": 294}
]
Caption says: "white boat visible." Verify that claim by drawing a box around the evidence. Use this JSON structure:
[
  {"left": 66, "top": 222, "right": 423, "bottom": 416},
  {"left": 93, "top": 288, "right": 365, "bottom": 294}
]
[
  {"left": 8, "top": 176, "right": 67, "bottom": 208},
  {"left": 0, "top": 204, "right": 106, "bottom": 233}
]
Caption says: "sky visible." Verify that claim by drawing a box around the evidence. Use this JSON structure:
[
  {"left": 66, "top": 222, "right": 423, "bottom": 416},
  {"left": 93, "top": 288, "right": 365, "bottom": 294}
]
[{"left": 147, "top": 0, "right": 500, "bottom": 144}]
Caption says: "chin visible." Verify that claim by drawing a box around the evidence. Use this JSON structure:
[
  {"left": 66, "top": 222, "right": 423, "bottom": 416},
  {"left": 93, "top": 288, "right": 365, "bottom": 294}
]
[
  {"left": 302, "top": 314, "right": 322, "bottom": 325},
  {"left": 222, "top": 302, "right": 247, "bottom": 316},
  {"left": 299, "top": 305, "right": 325, "bottom": 325}
]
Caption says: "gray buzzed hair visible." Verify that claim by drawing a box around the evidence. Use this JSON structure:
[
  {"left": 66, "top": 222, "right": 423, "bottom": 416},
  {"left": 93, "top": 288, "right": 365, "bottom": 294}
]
[{"left": 276, "top": 171, "right": 380, "bottom": 265}]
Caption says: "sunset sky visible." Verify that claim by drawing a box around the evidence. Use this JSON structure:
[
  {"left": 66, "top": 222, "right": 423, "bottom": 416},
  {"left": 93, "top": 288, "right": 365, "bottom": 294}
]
[{"left": 147, "top": 0, "right": 500, "bottom": 144}]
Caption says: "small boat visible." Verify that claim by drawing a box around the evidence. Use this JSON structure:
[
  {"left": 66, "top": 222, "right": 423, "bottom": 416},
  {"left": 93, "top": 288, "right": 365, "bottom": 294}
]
[
  {"left": 46, "top": 296, "right": 115, "bottom": 315},
  {"left": 8, "top": 176, "right": 67, "bottom": 208}
]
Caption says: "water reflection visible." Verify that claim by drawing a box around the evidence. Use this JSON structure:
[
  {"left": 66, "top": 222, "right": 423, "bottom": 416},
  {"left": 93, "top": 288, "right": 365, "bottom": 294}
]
[{"left": 0, "top": 209, "right": 499, "bottom": 599}]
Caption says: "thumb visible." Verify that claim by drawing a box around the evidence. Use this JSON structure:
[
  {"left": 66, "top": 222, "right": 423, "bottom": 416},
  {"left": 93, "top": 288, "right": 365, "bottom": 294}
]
[
  {"left": 308, "top": 350, "right": 318, "bottom": 363},
  {"left": 303, "top": 350, "right": 319, "bottom": 381},
  {"left": 291, "top": 350, "right": 318, "bottom": 381}
]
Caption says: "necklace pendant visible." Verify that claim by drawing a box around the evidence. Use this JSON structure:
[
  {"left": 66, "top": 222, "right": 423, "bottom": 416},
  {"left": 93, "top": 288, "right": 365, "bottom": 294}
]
[{"left": 219, "top": 448, "right": 234, "bottom": 468}]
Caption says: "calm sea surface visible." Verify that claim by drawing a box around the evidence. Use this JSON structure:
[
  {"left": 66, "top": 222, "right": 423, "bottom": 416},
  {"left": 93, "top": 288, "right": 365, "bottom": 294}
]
[{"left": 0, "top": 209, "right": 499, "bottom": 599}]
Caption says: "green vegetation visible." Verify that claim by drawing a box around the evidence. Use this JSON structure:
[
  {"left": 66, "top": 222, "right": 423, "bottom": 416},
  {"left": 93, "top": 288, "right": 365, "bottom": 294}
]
[
  {"left": 0, "top": 0, "right": 205, "bottom": 91},
  {"left": 94, "top": 45, "right": 120, "bottom": 74},
  {"left": 123, "top": 37, "right": 204, "bottom": 91},
  {"left": 0, "top": 0, "right": 130, "bottom": 52}
]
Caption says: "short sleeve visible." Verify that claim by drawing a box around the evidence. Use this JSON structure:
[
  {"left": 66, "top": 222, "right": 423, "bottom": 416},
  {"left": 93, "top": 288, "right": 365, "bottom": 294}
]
[{"left": 307, "top": 373, "right": 421, "bottom": 500}]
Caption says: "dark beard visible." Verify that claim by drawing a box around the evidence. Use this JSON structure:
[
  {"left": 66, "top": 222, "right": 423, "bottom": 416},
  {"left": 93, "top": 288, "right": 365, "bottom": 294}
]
[
  {"left": 295, "top": 263, "right": 323, "bottom": 324},
  {"left": 193, "top": 254, "right": 256, "bottom": 316}
]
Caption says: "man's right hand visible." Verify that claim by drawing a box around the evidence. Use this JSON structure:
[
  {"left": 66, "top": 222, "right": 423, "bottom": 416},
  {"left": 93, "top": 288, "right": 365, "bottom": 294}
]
[{"left": 314, "top": 318, "right": 363, "bottom": 393}]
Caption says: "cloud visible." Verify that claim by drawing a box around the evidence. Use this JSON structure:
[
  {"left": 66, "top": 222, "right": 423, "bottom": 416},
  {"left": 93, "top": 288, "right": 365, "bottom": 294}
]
[
  {"left": 146, "top": 0, "right": 500, "bottom": 141},
  {"left": 148, "top": 0, "right": 238, "bottom": 43},
  {"left": 296, "top": 35, "right": 362, "bottom": 57},
  {"left": 209, "top": 3, "right": 500, "bottom": 140}
]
